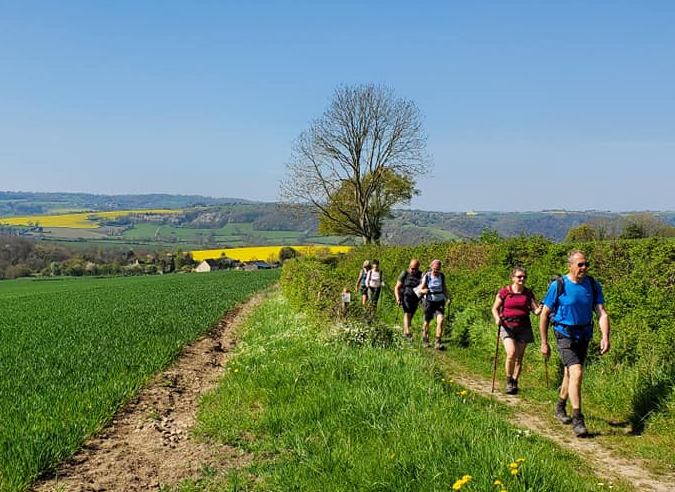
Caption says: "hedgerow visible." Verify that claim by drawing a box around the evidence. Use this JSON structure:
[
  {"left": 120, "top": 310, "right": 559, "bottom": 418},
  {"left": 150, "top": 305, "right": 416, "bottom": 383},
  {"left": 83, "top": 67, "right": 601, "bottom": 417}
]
[{"left": 280, "top": 237, "right": 675, "bottom": 436}]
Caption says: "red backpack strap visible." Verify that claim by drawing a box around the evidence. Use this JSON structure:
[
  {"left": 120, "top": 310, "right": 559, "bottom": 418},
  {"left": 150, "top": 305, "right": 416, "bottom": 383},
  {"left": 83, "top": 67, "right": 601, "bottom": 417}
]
[{"left": 499, "top": 285, "right": 511, "bottom": 301}]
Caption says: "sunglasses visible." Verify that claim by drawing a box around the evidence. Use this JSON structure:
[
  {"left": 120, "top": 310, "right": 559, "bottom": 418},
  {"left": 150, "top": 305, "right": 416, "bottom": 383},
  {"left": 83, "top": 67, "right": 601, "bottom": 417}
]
[
  {"left": 577, "top": 262, "right": 590, "bottom": 267},
  {"left": 514, "top": 275, "right": 527, "bottom": 279}
]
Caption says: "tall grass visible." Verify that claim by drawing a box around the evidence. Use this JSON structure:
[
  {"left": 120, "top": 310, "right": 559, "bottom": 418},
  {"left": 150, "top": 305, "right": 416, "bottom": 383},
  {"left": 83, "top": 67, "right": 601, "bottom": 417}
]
[
  {"left": 188, "top": 294, "right": 630, "bottom": 492},
  {"left": 0, "top": 270, "right": 279, "bottom": 492}
]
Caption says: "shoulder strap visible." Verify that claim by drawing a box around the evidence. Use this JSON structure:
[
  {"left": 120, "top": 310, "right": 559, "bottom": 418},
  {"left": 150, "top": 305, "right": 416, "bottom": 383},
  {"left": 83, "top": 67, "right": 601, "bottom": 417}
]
[
  {"left": 587, "top": 275, "right": 597, "bottom": 306},
  {"left": 550, "top": 275, "right": 564, "bottom": 313}
]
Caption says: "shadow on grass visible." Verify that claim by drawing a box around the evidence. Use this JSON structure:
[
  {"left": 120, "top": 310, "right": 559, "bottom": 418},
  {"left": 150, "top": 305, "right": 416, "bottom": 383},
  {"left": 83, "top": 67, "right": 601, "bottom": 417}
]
[{"left": 628, "top": 365, "right": 675, "bottom": 435}]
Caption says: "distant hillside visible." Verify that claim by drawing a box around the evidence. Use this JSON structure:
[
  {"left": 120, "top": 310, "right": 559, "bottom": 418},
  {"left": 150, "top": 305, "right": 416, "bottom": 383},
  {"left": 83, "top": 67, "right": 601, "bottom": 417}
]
[
  {"left": 2, "top": 191, "right": 674, "bottom": 244},
  {"left": 0, "top": 191, "right": 251, "bottom": 216}
]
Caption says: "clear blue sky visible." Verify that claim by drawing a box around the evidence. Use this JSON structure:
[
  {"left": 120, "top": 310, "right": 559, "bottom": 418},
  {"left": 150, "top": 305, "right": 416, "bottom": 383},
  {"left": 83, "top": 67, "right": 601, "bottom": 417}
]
[{"left": 1, "top": 1, "right": 673, "bottom": 212}]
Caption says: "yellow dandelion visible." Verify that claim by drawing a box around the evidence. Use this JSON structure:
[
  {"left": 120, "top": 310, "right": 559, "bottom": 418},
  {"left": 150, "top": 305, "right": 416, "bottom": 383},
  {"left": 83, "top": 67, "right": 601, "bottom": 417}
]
[
  {"left": 508, "top": 462, "right": 518, "bottom": 468},
  {"left": 511, "top": 469, "right": 519, "bottom": 476},
  {"left": 461, "top": 475, "right": 472, "bottom": 481},
  {"left": 233, "top": 368, "right": 239, "bottom": 373},
  {"left": 441, "top": 378, "right": 446, "bottom": 383},
  {"left": 452, "top": 481, "right": 463, "bottom": 490},
  {"left": 450, "top": 379, "right": 455, "bottom": 383},
  {"left": 390, "top": 453, "right": 396, "bottom": 460},
  {"left": 516, "top": 458, "right": 526, "bottom": 463},
  {"left": 493, "top": 479, "right": 503, "bottom": 486},
  {"left": 501, "top": 489, "right": 508, "bottom": 492}
]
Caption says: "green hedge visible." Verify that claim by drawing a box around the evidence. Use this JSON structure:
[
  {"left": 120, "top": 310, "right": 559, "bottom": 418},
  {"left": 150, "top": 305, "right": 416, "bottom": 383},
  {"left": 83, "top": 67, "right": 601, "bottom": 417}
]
[{"left": 281, "top": 237, "right": 675, "bottom": 431}]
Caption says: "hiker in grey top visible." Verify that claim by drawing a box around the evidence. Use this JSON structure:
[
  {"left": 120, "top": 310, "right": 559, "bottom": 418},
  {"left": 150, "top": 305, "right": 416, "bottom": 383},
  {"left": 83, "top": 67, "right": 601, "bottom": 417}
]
[
  {"left": 355, "top": 260, "right": 371, "bottom": 306},
  {"left": 539, "top": 249, "right": 610, "bottom": 438},
  {"left": 418, "top": 259, "right": 448, "bottom": 350}
]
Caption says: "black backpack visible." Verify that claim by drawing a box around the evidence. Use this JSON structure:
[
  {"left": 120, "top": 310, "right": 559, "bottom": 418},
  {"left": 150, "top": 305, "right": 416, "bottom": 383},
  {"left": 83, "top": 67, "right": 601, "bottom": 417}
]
[
  {"left": 400, "top": 269, "right": 422, "bottom": 290},
  {"left": 549, "top": 274, "right": 597, "bottom": 314}
]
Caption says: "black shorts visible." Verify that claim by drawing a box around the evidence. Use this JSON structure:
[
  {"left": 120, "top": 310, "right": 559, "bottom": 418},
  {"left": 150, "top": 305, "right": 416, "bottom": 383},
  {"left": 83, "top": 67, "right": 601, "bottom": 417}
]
[
  {"left": 499, "top": 324, "right": 535, "bottom": 344},
  {"left": 360, "top": 285, "right": 368, "bottom": 296},
  {"left": 555, "top": 331, "right": 590, "bottom": 367},
  {"left": 401, "top": 292, "right": 419, "bottom": 315},
  {"left": 423, "top": 299, "right": 445, "bottom": 322}
]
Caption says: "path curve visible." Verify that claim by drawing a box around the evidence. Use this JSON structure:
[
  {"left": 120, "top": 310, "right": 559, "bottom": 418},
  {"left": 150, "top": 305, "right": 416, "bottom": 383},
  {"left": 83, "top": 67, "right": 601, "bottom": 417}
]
[{"left": 446, "top": 366, "right": 674, "bottom": 492}]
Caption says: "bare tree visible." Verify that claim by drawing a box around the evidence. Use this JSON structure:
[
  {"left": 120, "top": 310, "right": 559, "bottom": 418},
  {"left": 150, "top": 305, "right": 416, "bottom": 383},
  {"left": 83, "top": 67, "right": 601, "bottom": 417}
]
[{"left": 280, "top": 84, "right": 432, "bottom": 244}]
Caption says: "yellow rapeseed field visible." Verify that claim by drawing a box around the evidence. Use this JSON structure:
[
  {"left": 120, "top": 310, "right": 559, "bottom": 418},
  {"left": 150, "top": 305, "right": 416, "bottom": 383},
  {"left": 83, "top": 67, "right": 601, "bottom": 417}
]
[
  {"left": 0, "top": 209, "right": 181, "bottom": 229},
  {"left": 191, "top": 245, "right": 352, "bottom": 262}
]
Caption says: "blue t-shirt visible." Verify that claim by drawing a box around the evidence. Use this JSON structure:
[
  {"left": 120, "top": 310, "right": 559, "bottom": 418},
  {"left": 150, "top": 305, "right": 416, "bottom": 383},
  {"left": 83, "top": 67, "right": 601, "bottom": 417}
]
[{"left": 542, "top": 275, "right": 605, "bottom": 340}]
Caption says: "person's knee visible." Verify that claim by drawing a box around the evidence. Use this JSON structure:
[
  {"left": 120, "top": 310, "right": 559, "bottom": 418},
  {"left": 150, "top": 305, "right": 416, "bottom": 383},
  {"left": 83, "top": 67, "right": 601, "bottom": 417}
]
[{"left": 568, "top": 364, "right": 583, "bottom": 380}]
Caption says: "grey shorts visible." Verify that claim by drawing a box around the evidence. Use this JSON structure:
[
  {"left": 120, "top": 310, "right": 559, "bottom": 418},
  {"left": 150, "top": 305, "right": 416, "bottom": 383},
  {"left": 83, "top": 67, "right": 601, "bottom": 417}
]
[
  {"left": 555, "top": 331, "right": 590, "bottom": 367},
  {"left": 499, "top": 324, "right": 535, "bottom": 344}
]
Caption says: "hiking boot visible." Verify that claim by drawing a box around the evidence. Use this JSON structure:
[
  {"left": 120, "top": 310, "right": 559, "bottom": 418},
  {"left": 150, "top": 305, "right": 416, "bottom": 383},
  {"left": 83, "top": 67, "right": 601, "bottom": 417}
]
[
  {"left": 572, "top": 413, "right": 589, "bottom": 437},
  {"left": 404, "top": 333, "right": 413, "bottom": 342},
  {"left": 422, "top": 336, "right": 430, "bottom": 348},
  {"left": 505, "top": 377, "right": 517, "bottom": 395},
  {"left": 554, "top": 404, "right": 573, "bottom": 425},
  {"left": 434, "top": 338, "right": 445, "bottom": 350}
]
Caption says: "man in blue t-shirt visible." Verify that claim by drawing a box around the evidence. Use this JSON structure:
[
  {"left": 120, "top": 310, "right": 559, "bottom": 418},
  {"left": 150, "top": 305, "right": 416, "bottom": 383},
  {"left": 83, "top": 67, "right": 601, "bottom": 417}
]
[{"left": 539, "top": 249, "right": 611, "bottom": 438}]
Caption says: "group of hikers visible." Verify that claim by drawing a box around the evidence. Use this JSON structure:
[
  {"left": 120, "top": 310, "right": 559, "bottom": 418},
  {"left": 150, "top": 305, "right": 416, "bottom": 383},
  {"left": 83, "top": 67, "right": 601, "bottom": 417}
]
[{"left": 356, "top": 249, "right": 611, "bottom": 438}]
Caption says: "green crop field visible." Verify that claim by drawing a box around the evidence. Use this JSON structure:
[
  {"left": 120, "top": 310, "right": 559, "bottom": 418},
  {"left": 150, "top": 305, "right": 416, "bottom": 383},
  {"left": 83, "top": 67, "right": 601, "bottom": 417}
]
[{"left": 0, "top": 270, "right": 279, "bottom": 492}]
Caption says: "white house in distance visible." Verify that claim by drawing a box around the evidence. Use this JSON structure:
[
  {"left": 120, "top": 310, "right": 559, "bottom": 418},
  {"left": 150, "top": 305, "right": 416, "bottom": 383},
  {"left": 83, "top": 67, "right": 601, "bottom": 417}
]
[{"left": 195, "top": 259, "right": 220, "bottom": 273}]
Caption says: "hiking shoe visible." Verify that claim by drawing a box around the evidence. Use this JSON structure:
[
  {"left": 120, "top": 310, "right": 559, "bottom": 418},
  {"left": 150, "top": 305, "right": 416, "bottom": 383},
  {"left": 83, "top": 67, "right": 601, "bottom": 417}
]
[
  {"left": 554, "top": 404, "right": 573, "bottom": 425},
  {"left": 572, "top": 414, "right": 589, "bottom": 437},
  {"left": 404, "top": 333, "right": 413, "bottom": 341},
  {"left": 434, "top": 339, "right": 446, "bottom": 350},
  {"left": 422, "top": 336, "right": 430, "bottom": 348},
  {"left": 505, "top": 377, "right": 517, "bottom": 395}
]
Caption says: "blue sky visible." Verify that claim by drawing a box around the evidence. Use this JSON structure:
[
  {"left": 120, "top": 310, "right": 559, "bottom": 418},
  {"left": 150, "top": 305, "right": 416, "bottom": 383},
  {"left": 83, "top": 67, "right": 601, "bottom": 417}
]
[{"left": 1, "top": 1, "right": 673, "bottom": 212}]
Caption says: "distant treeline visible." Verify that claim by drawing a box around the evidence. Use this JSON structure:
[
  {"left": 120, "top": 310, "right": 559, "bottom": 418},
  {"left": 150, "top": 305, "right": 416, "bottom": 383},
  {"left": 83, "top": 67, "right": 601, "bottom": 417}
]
[
  {"left": 3, "top": 191, "right": 675, "bottom": 244},
  {"left": 0, "top": 190, "right": 250, "bottom": 216},
  {"left": 0, "top": 235, "right": 196, "bottom": 279}
]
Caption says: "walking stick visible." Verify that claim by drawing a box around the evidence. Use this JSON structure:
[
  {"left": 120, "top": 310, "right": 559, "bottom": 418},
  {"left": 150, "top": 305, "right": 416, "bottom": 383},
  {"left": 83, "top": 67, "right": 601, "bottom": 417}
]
[
  {"left": 544, "top": 355, "right": 550, "bottom": 389},
  {"left": 491, "top": 323, "right": 500, "bottom": 393}
]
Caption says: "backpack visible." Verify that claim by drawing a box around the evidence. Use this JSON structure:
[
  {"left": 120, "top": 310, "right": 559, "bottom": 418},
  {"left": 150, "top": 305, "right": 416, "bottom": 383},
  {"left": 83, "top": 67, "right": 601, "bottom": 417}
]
[
  {"left": 549, "top": 274, "right": 597, "bottom": 314},
  {"left": 423, "top": 271, "right": 446, "bottom": 301},
  {"left": 498, "top": 285, "right": 533, "bottom": 327},
  {"left": 400, "top": 270, "right": 422, "bottom": 291},
  {"left": 359, "top": 268, "right": 369, "bottom": 287},
  {"left": 499, "top": 285, "right": 533, "bottom": 303}
]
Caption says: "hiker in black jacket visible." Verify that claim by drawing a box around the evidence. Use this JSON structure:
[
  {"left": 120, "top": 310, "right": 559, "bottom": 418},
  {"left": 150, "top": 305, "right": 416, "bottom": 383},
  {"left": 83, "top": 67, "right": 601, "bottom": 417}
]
[{"left": 395, "top": 259, "right": 423, "bottom": 341}]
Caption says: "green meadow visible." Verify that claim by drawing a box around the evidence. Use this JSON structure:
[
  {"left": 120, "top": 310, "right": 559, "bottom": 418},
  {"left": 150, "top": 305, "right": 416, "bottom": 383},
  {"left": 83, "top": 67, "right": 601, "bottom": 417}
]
[{"left": 0, "top": 270, "right": 279, "bottom": 491}]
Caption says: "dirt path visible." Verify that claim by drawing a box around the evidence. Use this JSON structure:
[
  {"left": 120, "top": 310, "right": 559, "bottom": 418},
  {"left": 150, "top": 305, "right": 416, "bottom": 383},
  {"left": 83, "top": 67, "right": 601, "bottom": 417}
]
[
  {"left": 30, "top": 294, "right": 265, "bottom": 492},
  {"left": 445, "top": 366, "right": 675, "bottom": 492},
  {"left": 30, "top": 298, "right": 674, "bottom": 492}
]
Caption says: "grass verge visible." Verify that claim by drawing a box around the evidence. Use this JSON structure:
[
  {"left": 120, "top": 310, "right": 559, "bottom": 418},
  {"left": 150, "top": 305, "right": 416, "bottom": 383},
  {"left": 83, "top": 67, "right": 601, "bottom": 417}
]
[{"left": 176, "top": 294, "right": 630, "bottom": 492}]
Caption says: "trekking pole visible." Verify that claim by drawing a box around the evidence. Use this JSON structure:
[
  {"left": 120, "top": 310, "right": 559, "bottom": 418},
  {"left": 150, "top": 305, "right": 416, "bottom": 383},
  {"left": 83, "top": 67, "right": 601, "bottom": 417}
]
[
  {"left": 544, "top": 355, "right": 550, "bottom": 389},
  {"left": 491, "top": 323, "right": 500, "bottom": 393}
]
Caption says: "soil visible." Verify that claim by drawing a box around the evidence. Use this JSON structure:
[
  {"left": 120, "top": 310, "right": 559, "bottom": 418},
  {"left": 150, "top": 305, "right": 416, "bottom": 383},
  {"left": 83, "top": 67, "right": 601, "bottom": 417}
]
[
  {"left": 30, "top": 295, "right": 675, "bottom": 492},
  {"left": 30, "top": 294, "right": 263, "bottom": 492}
]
